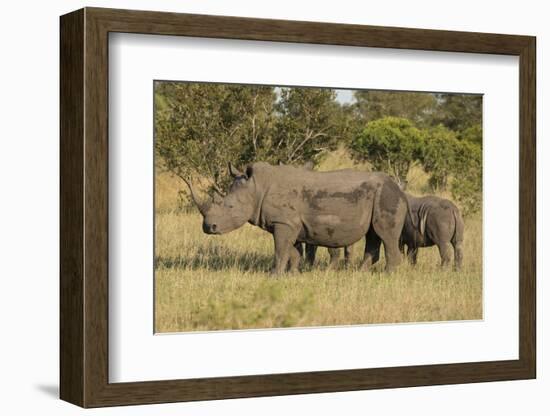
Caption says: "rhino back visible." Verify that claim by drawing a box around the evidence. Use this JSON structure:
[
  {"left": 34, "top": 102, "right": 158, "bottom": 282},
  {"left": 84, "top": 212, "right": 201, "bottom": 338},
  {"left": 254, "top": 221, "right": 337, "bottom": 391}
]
[
  {"left": 252, "top": 164, "right": 386, "bottom": 246},
  {"left": 260, "top": 166, "right": 382, "bottom": 216}
]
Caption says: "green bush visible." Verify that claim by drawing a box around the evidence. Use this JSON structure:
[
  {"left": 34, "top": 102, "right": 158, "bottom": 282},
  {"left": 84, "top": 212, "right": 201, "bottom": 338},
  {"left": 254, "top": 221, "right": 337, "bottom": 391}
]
[
  {"left": 351, "top": 117, "right": 425, "bottom": 188},
  {"left": 350, "top": 118, "right": 482, "bottom": 215},
  {"left": 459, "top": 124, "right": 483, "bottom": 146},
  {"left": 450, "top": 140, "right": 482, "bottom": 216},
  {"left": 419, "top": 125, "right": 457, "bottom": 191},
  {"left": 420, "top": 125, "right": 482, "bottom": 215}
]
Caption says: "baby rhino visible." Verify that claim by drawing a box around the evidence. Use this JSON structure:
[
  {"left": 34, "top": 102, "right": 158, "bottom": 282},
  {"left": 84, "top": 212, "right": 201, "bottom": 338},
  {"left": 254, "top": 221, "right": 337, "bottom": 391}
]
[{"left": 400, "top": 194, "right": 464, "bottom": 270}]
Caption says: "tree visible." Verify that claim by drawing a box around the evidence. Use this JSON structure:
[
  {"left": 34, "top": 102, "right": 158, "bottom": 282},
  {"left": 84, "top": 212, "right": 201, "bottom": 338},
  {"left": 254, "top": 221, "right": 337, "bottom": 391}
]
[
  {"left": 155, "top": 82, "right": 483, "bottom": 214},
  {"left": 432, "top": 94, "right": 482, "bottom": 135},
  {"left": 354, "top": 91, "right": 483, "bottom": 144},
  {"left": 450, "top": 139, "right": 482, "bottom": 216},
  {"left": 154, "top": 82, "right": 276, "bottom": 194},
  {"left": 155, "top": 83, "right": 346, "bottom": 195},
  {"left": 333, "top": 102, "right": 364, "bottom": 147},
  {"left": 416, "top": 125, "right": 482, "bottom": 214},
  {"left": 271, "top": 88, "right": 342, "bottom": 165},
  {"left": 419, "top": 125, "right": 458, "bottom": 191},
  {"left": 351, "top": 117, "right": 425, "bottom": 188},
  {"left": 459, "top": 123, "right": 482, "bottom": 146},
  {"left": 353, "top": 90, "right": 439, "bottom": 126}
]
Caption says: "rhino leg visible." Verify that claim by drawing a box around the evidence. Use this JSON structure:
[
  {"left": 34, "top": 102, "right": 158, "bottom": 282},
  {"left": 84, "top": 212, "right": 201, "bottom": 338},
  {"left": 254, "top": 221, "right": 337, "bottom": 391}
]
[
  {"left": 361, "top": 228, "right": 381, "bottom": 271},
  {"left": 294, "top": 242, "right": 304, "bottom": 258},
  {"left": 372, "top": 179, "right": 407, "bottom": 272},
  {"left": 288, "top": 245, "right": 301, "bottom": 273},
  {"left": 305, "top": 244, "right": 318, "bottom": 266},
  {"left": 343, "top": 246, "right": 352, "bottom": 264},
  {"left": 399, "top": 240, "right": 406, "bottom": 255},
  {"left": 327, "top": 248, "right": 340, "bottom": 269},
  {"left": 271, "top": 224, "right": 299, "bottom": 275},
  {"left": 453, "top": 241, "right": 463, "bottom": 271},
  {"left": 437, "top": 242, "right": 452, "bottom": 268},
  {"left": 384, "top": 242, "right": 402, "bottom": 272},
  {"left": 407, "top": 247, "right": 418, "bottom": 265},
  {"left": 372, "top": 222, "right": 402, "bottom": 273},
  {"left": 451, "top": 209, "right": 464, "bottom": 271}
]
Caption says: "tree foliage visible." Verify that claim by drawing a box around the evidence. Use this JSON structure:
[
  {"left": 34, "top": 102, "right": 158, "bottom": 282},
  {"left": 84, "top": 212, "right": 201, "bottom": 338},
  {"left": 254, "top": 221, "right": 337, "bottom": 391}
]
[
  {"left": 459, "top": 123, "right": 482, "bottom": 146},
  {"left": 450, "top": 140, "right": 482, "bottom": 216},
  {"left": 155, "top": 82, "right": 483, "bottom": 214},
  {"left": 353, "top": 91, "right": 483, "bottom": 147},
  {"left": 354, "top": 91, "right": 438, "bottom": 126},
  {"left": 155, "top": 84, "right": 344, "bottom": 194},
  {"left": 419, "top": 125, "right": 458, "bottom": 191},
  {"left": 271, "top": 88, "right": 341, "bottom": 164},
  {"left": 352, "top": 118, "right": 482, "bottom": 214},
  {"left": 432, "top": 94, "right": 482, "bottom": 134},
  {"left": 351, "top": 117, "right": 425, "bottom": 188},
  {"left": 155, "top": 82, "right": 275, "bottom": 194}
]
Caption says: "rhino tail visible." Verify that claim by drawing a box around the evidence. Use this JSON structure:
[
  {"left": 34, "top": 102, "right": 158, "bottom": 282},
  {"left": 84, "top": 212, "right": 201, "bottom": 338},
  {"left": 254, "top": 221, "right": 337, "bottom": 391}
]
[
  {"left": 419, "top": 209, "right": 428, "bottom": 238},
  {"left": 410, "top": 199, "right": 427, "bottom": 238},
  {"left": 404, "top": 197, "right": 417, "bottom": 231}
]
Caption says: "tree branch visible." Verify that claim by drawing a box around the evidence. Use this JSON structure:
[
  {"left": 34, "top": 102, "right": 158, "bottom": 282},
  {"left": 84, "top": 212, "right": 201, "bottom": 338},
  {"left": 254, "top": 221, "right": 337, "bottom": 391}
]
[{"left": 287, "top": 127, "right": 330, "bottom": 162}]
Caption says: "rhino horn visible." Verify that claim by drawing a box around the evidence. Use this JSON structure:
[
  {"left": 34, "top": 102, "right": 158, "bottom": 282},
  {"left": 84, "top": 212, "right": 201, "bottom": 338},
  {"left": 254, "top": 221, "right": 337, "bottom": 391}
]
[{"left": 181, "top": 177, "right": 208, "bottom": 216}]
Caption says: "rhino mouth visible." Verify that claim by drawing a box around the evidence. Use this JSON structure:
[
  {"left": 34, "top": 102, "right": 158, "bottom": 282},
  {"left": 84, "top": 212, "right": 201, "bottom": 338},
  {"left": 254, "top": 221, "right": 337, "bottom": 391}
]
[{"left": 203, "top": 222, "right": 221, "bottom": 235}]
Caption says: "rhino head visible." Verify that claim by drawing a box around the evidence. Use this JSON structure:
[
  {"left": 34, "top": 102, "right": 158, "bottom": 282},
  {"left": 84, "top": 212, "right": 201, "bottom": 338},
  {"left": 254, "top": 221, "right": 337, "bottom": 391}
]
[{"left": 183, "top": 163, "right": 257, "bottom": 235}]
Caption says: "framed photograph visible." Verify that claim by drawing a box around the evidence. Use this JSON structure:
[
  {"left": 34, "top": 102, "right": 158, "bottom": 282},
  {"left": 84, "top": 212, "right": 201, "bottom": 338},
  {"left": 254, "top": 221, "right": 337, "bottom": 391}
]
[{"left": 60, "top": 7, "right": 536, "bottom": 408}]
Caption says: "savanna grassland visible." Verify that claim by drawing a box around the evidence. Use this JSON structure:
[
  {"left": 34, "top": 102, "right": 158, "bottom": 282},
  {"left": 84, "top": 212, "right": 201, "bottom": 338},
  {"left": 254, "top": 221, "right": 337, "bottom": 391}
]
[{"left": 155, "top": 149, "right": 482, "bottom": 333}]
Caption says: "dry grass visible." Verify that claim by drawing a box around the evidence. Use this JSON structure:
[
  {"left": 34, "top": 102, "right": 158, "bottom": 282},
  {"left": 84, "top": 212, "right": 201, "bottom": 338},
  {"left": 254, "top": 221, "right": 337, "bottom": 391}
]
[{"left": 155, "top": 176, "right": 482, "bottom": 332}]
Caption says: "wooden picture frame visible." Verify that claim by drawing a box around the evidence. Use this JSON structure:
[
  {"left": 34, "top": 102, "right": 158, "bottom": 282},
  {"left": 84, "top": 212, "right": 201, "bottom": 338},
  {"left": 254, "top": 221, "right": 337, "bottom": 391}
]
[{"left": 60, "top": 7, "right": 536, "bottom": 408}]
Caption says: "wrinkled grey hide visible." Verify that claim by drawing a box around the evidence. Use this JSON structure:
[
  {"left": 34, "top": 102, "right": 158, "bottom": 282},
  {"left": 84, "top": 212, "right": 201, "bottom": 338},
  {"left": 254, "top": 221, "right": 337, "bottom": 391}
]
[
  {"left": 284, "top": 162, "right": 353, "bottom": 268},
  {"left": 186, "top": 162, "right": 408, "bottom": 274},
  {"left": 400, "top": 194, "right": 464, "bottom": 269}
]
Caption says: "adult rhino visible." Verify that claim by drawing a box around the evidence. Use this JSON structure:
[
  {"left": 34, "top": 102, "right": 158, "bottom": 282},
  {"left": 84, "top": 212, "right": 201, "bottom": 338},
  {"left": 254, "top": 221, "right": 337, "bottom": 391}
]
[
  {"left": 184, "top": 162, "right": 409, "bottom": 274},
  {"left": 400, "top": 194, "right": 464, "bottom": 269}
]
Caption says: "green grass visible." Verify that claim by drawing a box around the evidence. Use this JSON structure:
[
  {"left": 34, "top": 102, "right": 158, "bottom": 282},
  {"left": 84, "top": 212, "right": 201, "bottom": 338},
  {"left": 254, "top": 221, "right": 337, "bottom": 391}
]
[
  {"left": 155, "top": 210, "right": 482, "bottom": 333},
  {"left": 155, "top": 149, "right": 482, "bottom": 333}
]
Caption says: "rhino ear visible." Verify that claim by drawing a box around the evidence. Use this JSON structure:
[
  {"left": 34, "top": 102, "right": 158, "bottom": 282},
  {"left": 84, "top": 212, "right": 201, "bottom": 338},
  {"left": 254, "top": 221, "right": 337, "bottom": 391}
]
[
  {"left": 228, "top": 162, "right": 243, "bottom": 178},
  {"left": 213, "top": 192, "right": 224, "bottom": 204},
  {"left": 278, "top": 160, "right": 284, "bottom": 166},
  {"left": 303, "top": 161, "right": 314, "bottom": 170}
]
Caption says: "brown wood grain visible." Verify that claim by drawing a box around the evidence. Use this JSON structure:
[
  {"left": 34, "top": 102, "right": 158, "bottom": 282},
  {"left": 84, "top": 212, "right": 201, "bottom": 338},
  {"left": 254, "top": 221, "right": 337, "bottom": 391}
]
[
  {"left": 59, "top": 7, "right": 537, "bottom": 408},
  {"left": 518, "top": 38, "right": 536, "bottom": 375},
  {"left": 59, "top": 8, "right": 84, "bottom": 406}
]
